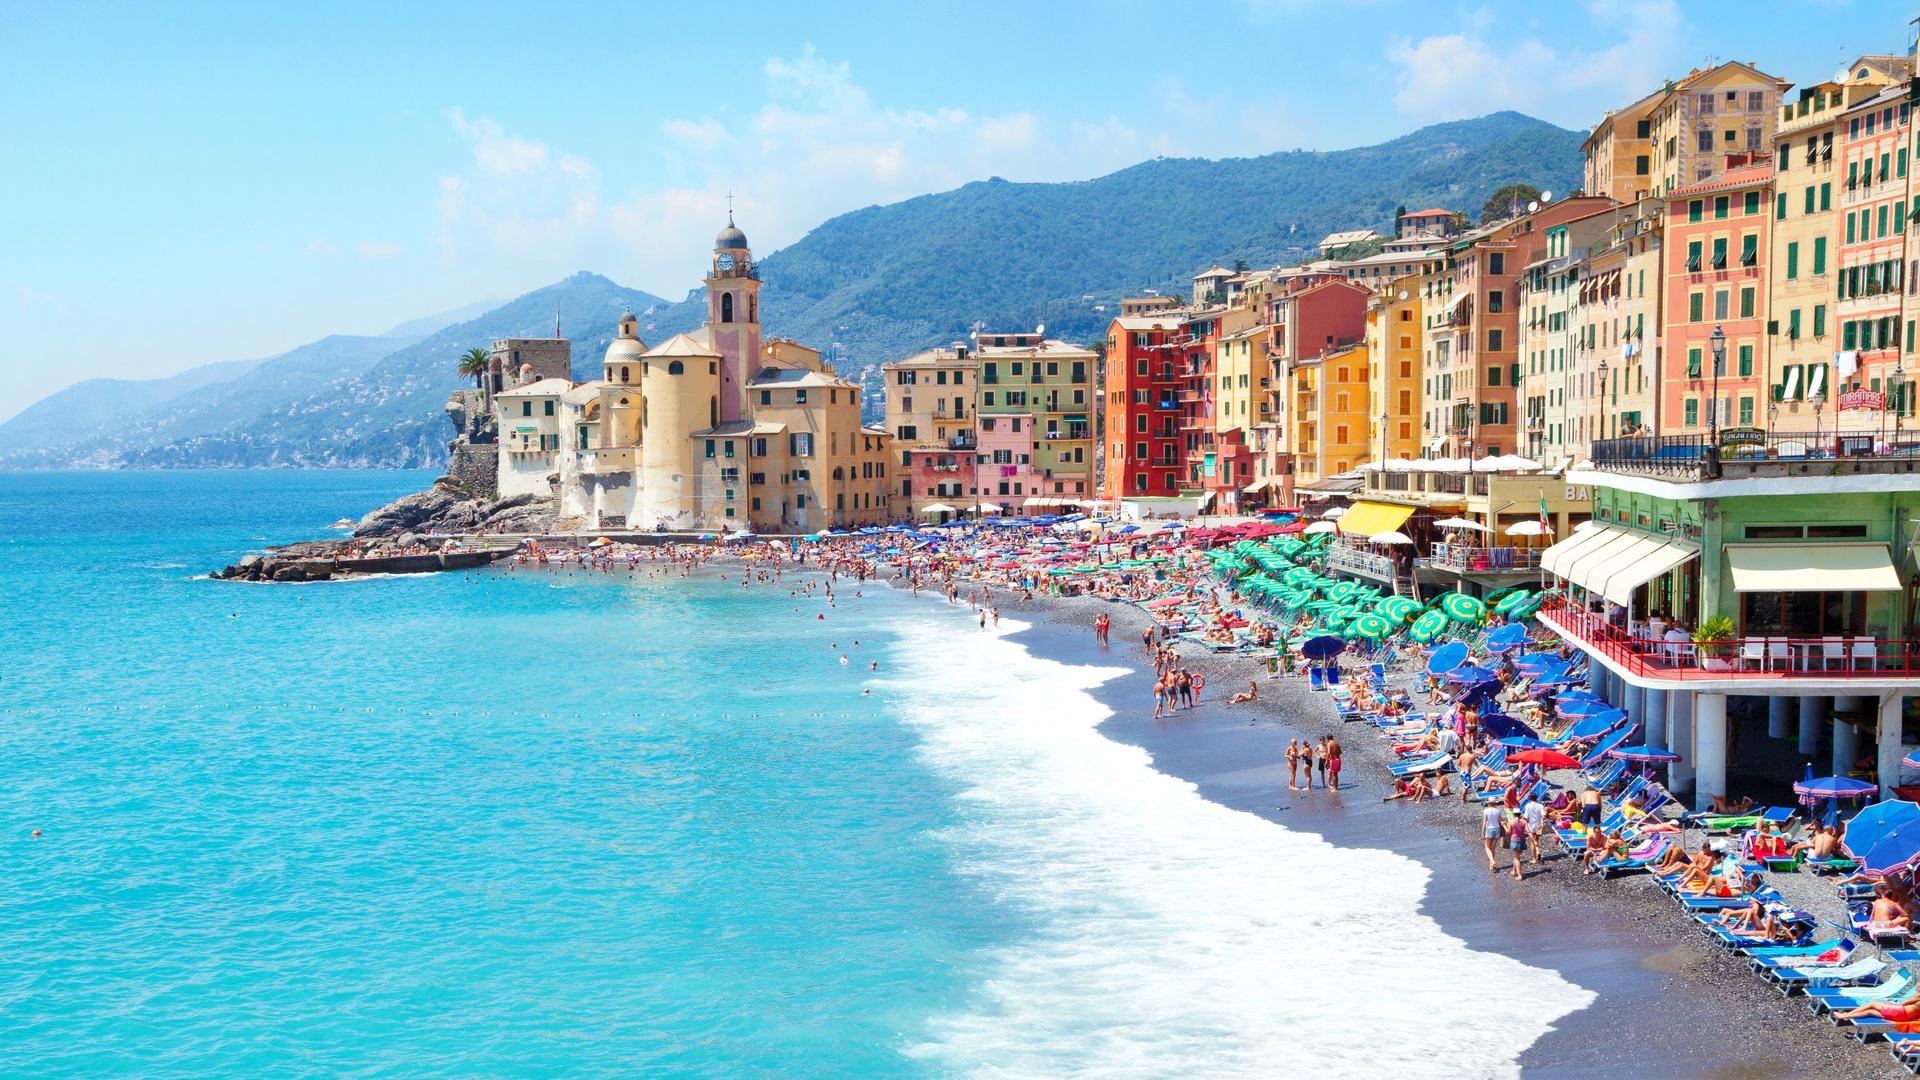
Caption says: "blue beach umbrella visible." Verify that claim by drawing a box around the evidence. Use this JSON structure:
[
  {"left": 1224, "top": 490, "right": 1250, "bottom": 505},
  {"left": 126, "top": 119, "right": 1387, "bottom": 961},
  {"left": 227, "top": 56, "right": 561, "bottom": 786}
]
[
  {"left": 1844, "top": 801, "right": 1920, "bottom": 879},
  {"left": 1426, "top": 641, "right": 1469, "bottom": 676},
  {"left": 1301, "top": 635, "right": 1346, "bottom": 661},
  {"left": 1457, "top": 680, "right": 1504, "bottom": 710},
  {"left": 1479, "top": 712, "right": 1540, "bottom": 742},
  {"left": 1792, "top": 764, "right": 1878, "bottom": 803},
  {"left": 1444, "top": 664, "right": 1496, "bottom": 683},
  {"left": 1496, "top": 736, "right": 1551, "bottom": 750}
]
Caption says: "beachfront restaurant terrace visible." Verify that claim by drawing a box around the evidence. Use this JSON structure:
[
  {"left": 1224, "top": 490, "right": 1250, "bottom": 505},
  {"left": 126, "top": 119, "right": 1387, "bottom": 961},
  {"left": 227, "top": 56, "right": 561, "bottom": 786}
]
[{"left": 1534, "top": 458, "right": 1920, "bottom": 806}]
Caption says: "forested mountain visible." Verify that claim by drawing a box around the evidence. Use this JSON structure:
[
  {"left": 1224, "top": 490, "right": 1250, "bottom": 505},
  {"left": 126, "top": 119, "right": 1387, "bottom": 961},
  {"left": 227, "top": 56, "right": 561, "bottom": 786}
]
[{"left": 5, "top": 112, "right": 1581, "bottom": 469}]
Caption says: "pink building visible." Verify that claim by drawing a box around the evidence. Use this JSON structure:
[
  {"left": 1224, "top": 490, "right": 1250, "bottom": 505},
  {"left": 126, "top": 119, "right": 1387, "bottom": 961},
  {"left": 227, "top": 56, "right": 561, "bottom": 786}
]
[{"left": 975, "top": 412, "right": 1039, "bottom": 511}]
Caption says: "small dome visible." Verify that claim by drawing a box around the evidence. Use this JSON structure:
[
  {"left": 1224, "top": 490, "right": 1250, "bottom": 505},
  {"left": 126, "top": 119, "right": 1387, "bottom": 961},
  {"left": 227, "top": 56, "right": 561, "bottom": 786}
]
[
  {"left": 618, "top": 309, "right": 636, "bottom": 322},
  {"left": 604, "top": 336, "right": 646, "bottom": 364},
  {"left": 715, "top": 221, "right": 749, "bottom": 250}
]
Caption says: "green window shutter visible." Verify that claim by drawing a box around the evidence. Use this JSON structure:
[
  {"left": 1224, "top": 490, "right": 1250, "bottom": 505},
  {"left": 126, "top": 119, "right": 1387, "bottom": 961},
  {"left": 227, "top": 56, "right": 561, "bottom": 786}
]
[
  {"left": 1684, "top": 399, "right": 1699, "bottom": 426},
  {"left": 1739, "top": 397, "right": 1753, "bottom": 425},
  {"left": 1844, "top": 321, "right": 1858, "bottom": 349},
  {"left": 1741, "top": 234, "right": 1757, "bottom": 265},
  {"left": 1739, "top": 287, "right": 1755, "bottom": 318},
  {"left": 1738, "top": 343, "right": 1753, "bottom": 376},
  {"left": 1880, "top": 204, "right": 1890, "bottom": 238},
  {"left": 1789, "top": 308, "right": 1802, "bottom": 337},
  {"left": 1813, "top": 304, "right": 1826, "bottom": 338},
  {"left": 1805, "top": 186, "right": 1816, "bottom": 214},
  {"left": 1776, "top": 193, "right": 1787, "bottom": 219},
  {"left": 1686, "top": 240, "right": 1702, "bottom": 269},
  {"left": 1715, "top": 196, "right": 1729, "bottom": 219},
  {"left": 1712, "top": 238, "right": 1727, "bottom": 267},
  {"left": 1849, "top": 161, "right": 1860, "bottom": 187},
  {"left": 1689, "top": 293, "right": 1704, "bottom": 322},
  {"left": 1909, "top": 320, "right": 1916, "bottom": 354},
  {"left": 1688, "top": 200, "right": 1703, "bottom": 222},
  {"left": 1820, "top": 183, "right": 1831, "bottom": 210},
  {"left": 1848, "top": 214, "right": 1857, "bottom": 243},
  {"left": 1687, "top": 347, "right": 1702, "bottom": 377},
  {"left": 1746, "top": 191, "right": 1761, "bottom": 215},
  {"left": 1812, "top": 236, "right": 1826, "bottom": 275},
  {"left": 1786, "top": 242, "right": 1799, "bottom": 279}
]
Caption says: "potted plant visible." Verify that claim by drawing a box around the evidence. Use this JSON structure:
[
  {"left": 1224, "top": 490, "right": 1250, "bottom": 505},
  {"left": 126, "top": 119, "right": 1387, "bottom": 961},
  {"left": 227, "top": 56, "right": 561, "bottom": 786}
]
[{"left": 1693, "top": 614, "right": 1738, "bottom": 671}]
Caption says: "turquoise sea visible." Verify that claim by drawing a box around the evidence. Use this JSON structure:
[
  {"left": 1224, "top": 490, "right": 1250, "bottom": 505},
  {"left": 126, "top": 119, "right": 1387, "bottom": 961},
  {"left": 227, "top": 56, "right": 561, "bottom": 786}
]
[{"left": 0, "top": 471, "right": 1591, "bottom": 1078}]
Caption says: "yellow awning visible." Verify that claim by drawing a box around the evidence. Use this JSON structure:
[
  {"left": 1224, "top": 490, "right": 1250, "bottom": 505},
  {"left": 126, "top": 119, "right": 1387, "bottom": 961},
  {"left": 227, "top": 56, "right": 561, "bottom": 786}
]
[
  {"left": 1726, "top": 543, "right": 1903, "bottom": 593},
  {"left": 1336, "top": 500, "right": 1415, "bottom": 538}
]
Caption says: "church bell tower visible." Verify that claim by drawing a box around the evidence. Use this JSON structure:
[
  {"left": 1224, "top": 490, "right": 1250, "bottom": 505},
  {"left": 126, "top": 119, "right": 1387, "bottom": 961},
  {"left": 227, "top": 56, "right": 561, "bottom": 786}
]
[{"left": 707, "top": 214, "right": 761, "bottom": 423}]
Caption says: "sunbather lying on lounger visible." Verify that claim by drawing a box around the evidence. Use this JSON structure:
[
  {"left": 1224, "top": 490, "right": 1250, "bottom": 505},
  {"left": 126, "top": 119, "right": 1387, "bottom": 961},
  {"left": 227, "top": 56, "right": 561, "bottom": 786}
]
[
  {"left": 1671, "top": 846, "right": 1719, "bottom": 891},
  {"left": 1678, "top": 860, "right": 1749, "bottom": 898},
  {"left": 1789, "top": 824, "right": 1842, "bottom": 862},
  {"left": 1580, "top": 829, "right": 1629, "bottom": 874},
  {"left": 1834, "top": 990, "right": 1920, "bottom": 1023},
  {"left": 1714, "top": 897, "right": 1800, "bottom": 942},
  {"left": 1648, "top": 841, "right": 1695, "bottom": 876},
  {"left": 1871, "top": 887, "right": 1913, "bottom": 934}
]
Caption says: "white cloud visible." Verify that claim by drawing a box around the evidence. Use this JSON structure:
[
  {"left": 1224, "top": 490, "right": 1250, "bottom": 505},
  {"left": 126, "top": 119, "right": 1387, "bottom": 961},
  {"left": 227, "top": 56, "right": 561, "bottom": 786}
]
[
  {"left": 1388, "top": 1, "right": 1686, "bottom": 127},
  {"left": 355, "top": 240, "right": 403, "bottom": 261},
  {"left": 304, "top": 239, "right": 339, "bottom": 256},
  {"left": 449, "top": 107, "right": 550, "bottom": 176},
  {"left": 662, "top": 117, "right": 728, "bottom": 150}
]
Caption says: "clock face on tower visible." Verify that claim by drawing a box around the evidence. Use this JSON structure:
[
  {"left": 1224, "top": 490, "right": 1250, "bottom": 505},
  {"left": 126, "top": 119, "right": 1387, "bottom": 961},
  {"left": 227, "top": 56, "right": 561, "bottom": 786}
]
[{"left": 717, "top": 253, "right": 735, "bottom": 272}]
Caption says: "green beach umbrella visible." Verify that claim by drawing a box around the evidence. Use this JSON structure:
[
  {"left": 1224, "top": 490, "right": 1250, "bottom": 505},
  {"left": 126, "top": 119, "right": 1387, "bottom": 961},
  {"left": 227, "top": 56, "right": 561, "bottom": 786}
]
[
  {"left": 1377, "top": 595, "right": 1421, "bottom": 621},
  {"left": 1495, "top": 589, "right": 1535, "bottom": 615},
  {"left": 1326, "top": 581, "right": 1358, "bottom": 602},
  {"left": 1409, "top": 608, "right": 1447, "bottom": 644},
  {"left": 1348, "top": 612, "right": 1393, "bottom": 640},
  {"left": 1440, "top": 592, "right": 1487, "bottom": 624}
]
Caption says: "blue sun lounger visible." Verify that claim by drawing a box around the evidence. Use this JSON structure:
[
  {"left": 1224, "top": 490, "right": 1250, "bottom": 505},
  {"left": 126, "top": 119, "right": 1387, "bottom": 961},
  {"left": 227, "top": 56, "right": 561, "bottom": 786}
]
[
  {"left": 1810, "top": 968, "right": 1918, "bottom": 1018},
  {"left": 1388, "top": 751, "right": 1452, "bottom": 777},
  {"left": 1770, "top": 957, "right": 1888, "bottom": 994}
]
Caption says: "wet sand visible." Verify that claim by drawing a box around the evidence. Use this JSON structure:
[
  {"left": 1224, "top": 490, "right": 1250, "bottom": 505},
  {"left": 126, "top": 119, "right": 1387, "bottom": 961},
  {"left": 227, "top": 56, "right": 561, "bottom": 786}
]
[{"left": 991, "top": 594, "right": 1900, "bottom": 1080}]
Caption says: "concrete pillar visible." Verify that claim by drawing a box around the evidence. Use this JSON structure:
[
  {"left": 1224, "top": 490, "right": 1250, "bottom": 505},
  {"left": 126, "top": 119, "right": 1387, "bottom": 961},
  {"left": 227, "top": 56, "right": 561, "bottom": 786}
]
[
  {"left": 1585, "top": 652, "right": 1602, "bottom": 693},
  {"left": 1669, "top": 690, "right": 1696, "bottom": 797},
  {"left": 1624, "top": 682, "right": 1645, "bottom": 736},
  {"left": 1879, "top": 693, "right": 1907, "bottom": 799},
  {"left": 1694, "top": 692, "right": 1728, "bottom": 810},
  {"left": 1798, "top": 695, "right": 1828, "bottom": 756},
  {"left": 1645, "top": 687, "right": 1669, "bottom": 750},
  {"left": 1768, "top": 696, "right": 1792, "bottom": 740},
  {"left": 1833, "top": 718, "right": 1859, "bottom": 779}
]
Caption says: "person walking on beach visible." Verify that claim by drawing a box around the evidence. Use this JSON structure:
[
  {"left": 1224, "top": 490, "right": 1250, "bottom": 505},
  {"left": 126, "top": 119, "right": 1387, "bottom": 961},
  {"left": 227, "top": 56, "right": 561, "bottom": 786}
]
[
  {"left": 1094, "top": 613, "right": 1110, "bottom": 646},
  {"left": 1523, "top": 790, "right": 1549, "bottom": 864},
  {"left": 1506, "top": 809, "right": 1529, "bottom": 880},
  {"left": 1481, "top": 801, "right": 1505, "bottom": 872},
  {"left": 1325, "top": 735, "right": 1342, "bottom": 791}
]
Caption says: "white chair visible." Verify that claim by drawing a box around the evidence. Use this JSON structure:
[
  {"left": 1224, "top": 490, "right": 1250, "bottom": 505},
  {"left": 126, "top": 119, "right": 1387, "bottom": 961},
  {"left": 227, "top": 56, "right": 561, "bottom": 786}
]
[
  {"left": 1741, "top": 639, "right": 1768, "bottom": 671},
  {"left": 1768, "top": 638, "right": 1791, "bottom": 671},
  {"left": 1852, "top": 638, "right": 1878, "bottom": 672},
  {"left": 1821, "top": 637, "right": 1847, "bottom": 672}
]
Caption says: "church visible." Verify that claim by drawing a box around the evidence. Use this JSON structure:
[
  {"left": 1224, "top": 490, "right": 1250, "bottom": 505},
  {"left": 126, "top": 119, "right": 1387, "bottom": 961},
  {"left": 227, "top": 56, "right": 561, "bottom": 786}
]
[{"left": 491, "top": 218, "right": 893, "bottom": 533}]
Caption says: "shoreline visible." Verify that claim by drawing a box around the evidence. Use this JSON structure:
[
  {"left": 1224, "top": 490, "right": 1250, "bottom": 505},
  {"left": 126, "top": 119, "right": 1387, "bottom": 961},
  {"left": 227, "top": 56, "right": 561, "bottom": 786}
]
[{"left": 945, "top": 585, "right": 1898, "bottom": 1080}]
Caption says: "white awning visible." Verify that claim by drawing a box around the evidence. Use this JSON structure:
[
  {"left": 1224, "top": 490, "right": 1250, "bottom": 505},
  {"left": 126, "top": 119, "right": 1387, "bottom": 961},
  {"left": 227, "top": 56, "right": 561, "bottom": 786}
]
[
  {"left": 1552, "top": 525, "right": 1644, "bottom": 587},
  {"left": 1540, "top": 523, "right": 1618, "bottom": 577},
  {"left": 1441, "top": 289, "right": 1470, "bottom": 312},
  {"left": 1570, "top": 530, "right": 1671, "bottom": 601},
  {"left": 1594, "top": 536, "right": 1698, "bottom": 607},
  {"left": 1726, "top": 543, "right": 1902, "bottom": 593}
]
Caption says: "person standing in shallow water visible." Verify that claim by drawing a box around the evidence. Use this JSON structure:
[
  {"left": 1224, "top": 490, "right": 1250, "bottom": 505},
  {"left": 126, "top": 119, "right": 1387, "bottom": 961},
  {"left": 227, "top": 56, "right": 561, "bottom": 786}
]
[
  {"left": 1284, "top": 739, "right": 1301, "bottom": 790},
  {"left": 1325, "top": 735, "right": 1342, "bottom": 791}
]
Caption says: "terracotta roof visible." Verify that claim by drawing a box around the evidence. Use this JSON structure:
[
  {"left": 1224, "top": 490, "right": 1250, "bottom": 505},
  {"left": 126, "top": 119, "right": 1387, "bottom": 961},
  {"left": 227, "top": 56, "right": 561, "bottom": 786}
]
[
  {"left": 1668, "top": 162, "right": 1774, "bottom": 198},
  {"left": 1399, "top": 208, "right": 1452, "bottom": 218}
]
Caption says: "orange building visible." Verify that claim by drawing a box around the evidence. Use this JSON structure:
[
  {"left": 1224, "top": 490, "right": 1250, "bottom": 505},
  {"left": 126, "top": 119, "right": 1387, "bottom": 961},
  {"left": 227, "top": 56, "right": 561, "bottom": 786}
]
[{"left": 1659, "top": 154, "right": 1775, "bottom": 435}]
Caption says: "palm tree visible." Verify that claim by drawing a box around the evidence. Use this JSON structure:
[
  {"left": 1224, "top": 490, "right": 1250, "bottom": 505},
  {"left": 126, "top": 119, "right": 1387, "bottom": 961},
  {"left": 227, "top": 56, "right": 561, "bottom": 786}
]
[{"left": 457, "top": 347, "right": 490, "bottom": 392}]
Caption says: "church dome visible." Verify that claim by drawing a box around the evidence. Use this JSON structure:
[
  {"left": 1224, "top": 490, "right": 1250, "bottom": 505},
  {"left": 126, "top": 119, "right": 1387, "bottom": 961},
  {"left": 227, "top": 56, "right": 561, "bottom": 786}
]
[
  {"left": 618, "top": 309, "right": 636, "bottom": 322},
  {"left": 715, "top": 221, "right": 749, "bottom": 250},
  {"left": 604, "top": 335, "right": 646, "bottom": 365}
]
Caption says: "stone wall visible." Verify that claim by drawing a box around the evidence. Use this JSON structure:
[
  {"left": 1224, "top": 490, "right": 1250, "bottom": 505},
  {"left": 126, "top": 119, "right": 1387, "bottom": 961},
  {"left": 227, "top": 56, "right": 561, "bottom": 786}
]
[{"left": 446, "top": 442, "right": 498, "bottom": 497}]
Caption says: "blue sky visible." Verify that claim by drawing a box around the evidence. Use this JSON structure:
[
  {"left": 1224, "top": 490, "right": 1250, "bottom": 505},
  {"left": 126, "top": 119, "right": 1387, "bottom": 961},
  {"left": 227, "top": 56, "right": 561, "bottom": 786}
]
[{"left": 1, "top": 0, "right": 1911, "bottom": 418}]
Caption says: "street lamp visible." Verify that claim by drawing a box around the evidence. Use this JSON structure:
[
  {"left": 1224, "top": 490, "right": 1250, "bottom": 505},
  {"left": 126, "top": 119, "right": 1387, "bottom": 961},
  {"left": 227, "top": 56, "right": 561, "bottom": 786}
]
[
  {"left": 1596, "top": 358, "right": 1610, "bottom": 441},
  {"left": 1895, "top": 362, "right": 1907, "bottom": 450},
  {"left": 1707, "top": 325, "right": 1727, "bottom": 444},
  {"left": 1811, "top": 388, "right": 1827, "bottom": 455}
]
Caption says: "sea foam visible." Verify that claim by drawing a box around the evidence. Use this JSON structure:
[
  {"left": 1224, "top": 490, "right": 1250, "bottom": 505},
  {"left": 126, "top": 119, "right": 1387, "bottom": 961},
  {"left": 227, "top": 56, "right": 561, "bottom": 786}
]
[{"left": 884, "top": 613, "right": 1593, "bottom": 1079}]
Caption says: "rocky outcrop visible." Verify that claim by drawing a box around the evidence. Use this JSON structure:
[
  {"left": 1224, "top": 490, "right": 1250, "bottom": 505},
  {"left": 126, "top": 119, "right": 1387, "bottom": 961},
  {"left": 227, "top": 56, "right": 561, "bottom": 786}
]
[
  {"left": 212, "top": 545, "right": 508, "bottom": 582},
  {"left": 352, "top": 478, "right": 556, "bottom": 538}
]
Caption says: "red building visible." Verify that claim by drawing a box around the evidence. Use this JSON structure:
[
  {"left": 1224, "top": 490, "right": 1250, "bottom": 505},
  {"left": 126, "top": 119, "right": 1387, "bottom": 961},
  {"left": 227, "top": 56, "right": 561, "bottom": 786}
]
[{"left": 1101, "top": 310, "right": 1186, "bottom": 498}]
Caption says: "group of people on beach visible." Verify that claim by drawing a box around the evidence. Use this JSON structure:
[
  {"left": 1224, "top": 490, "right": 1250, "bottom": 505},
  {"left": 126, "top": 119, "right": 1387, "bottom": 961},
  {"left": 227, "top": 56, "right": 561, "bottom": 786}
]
[{"left": 1283, "top": 736, "right": 1341, "bottom": 791}]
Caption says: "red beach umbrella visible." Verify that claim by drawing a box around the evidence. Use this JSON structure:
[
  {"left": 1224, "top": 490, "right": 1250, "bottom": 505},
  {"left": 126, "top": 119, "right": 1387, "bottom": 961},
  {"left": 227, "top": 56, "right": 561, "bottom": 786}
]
[{"left": 1508, "top": 748, "right": 1582, "bottom": 770}]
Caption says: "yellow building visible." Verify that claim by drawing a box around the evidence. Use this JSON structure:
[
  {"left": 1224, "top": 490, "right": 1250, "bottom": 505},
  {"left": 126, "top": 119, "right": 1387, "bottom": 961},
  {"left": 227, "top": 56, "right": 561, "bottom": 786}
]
[
  {"left": 1287, "top": 342, "right": 1370, "bottom": 494},
  {"left": 1365, "top": 286, "right": 1424, "bottom": 463},
  {"left": 1570, "top": 200, "right": 1664, "bottom": 449},
  {"left": 1645, "top": 61, "right": 1790, "bottom": 198},
  {"left": 881, "top": 344, "right": 980, "bottom": 517},
  {"left": 1769, "top": 57, "right": 1911, "bottom": 436},
  {"left": 1582, "top": 86, "right": 1663, "bottom": 204}
]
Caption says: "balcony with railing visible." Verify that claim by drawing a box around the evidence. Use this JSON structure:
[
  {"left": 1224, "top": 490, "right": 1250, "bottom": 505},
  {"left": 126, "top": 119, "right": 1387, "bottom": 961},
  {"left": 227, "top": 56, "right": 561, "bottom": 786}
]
[
  {"left": 1587, "top": 432, "right": 1920, "bottom": 480},
  {"left": 1326, "top": 541, "right": 1398, "bottom": 583},
  {"left": 1419, "top": 543, "right": 1542, "bottom": 574},
  {"left": 1538, "top": 598, "right": 1920, "bottom": 682}
]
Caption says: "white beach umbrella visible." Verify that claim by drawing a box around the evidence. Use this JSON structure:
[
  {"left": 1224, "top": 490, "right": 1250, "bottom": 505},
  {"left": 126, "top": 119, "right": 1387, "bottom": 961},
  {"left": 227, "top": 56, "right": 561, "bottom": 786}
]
[
  {"left": 1369, "top": 530, "right": 1414, "bottom": 545},
  {"left": 1505, "top": 519, "right": 1550, "bottom": 537},
  {"left": 1320, "top": 506, "right": 1348, "bottom": 519},
  {"left": 1434, "top": 516, "right": 1490, "bottom": 532},
  {"left": 1470, "top": 456, "right": 1504, "bottom": 473},
  {"left": 976, "top": 503, "right": 1004, "bottom": 513},
  {"left": 1303, "top": 520, "right": 1339, "bottom": 535},
  {"left": 921, "top": 502, "right": 958, "bottom": 515},
  {"left": 1572, "top": 520, "right": 1598, "bottom": 532},
  {"left": 1492, "top": 454, "right": 1543, "bottom": 471}
]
